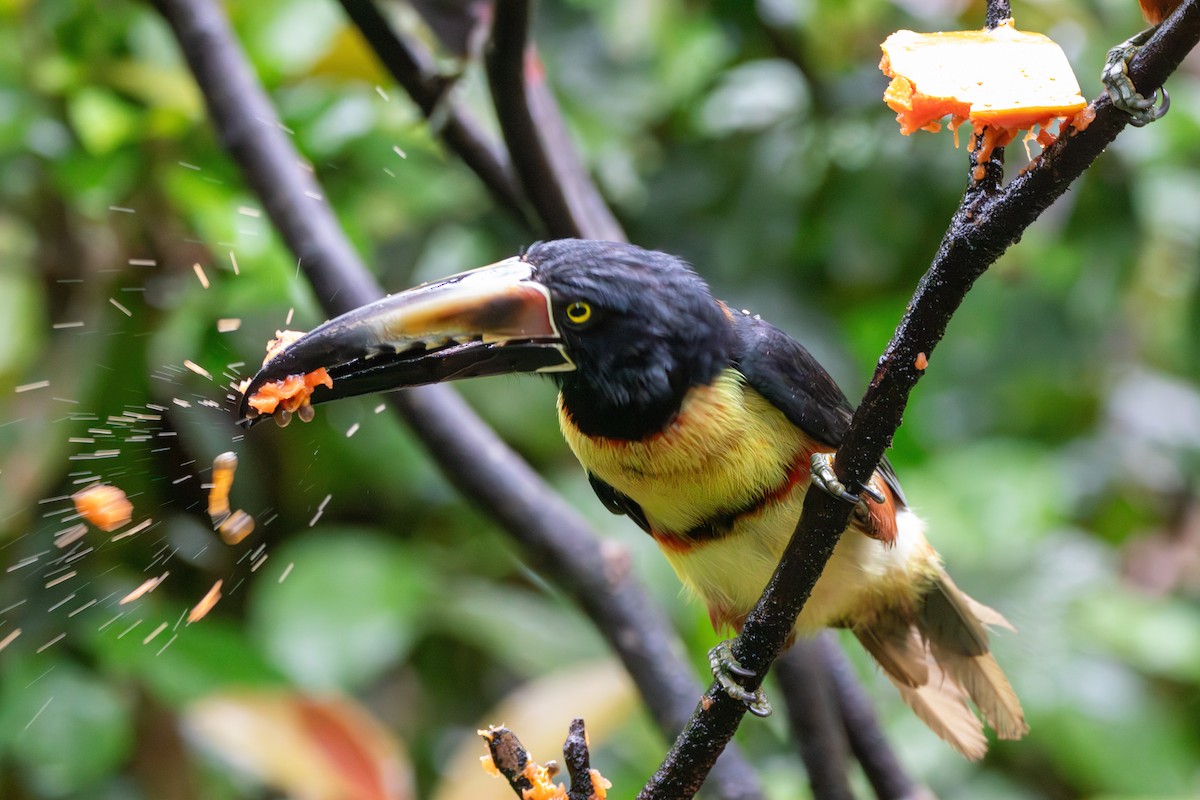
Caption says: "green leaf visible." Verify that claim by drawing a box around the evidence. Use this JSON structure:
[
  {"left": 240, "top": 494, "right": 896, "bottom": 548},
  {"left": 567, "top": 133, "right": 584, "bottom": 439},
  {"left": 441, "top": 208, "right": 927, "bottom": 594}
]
[
  {"left": 897, "top": 440, "right": 1067, "bottom": 563},
  {"left": 0, "top": 656, "right": 134, "bottom": 796},
  {"left": 87, "top": 612, "right": 285, "bottom": 708},
  {"left": 247, "top": 528, "right": 431, "bottom": 691},
  {"left": 1039, "top": 698, "right": 1199, "bottom": 796},
  {"left": 431, "top": 578, "right": 607, "bottom": 675},
  {"left": 1075, "top": 588, "right": 1200, "bottom": 683},
  {"left": 65, "top": 87, "right": 140, "bottom": 155},
  {"left": 0, "top": 271, "right": 45, "bottom": 379}
]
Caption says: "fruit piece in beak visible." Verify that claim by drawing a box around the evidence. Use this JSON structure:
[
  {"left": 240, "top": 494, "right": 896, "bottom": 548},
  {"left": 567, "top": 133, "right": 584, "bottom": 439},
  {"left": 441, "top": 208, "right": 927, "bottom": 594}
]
[{"left": 236, "top": 257, "right": 573, "bottom": 426}]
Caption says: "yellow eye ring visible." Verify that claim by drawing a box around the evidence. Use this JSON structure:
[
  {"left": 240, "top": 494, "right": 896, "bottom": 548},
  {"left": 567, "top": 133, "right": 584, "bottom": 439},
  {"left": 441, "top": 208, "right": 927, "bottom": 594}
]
[{"left": 564, "top": 301, "right": 592, "bottom": 325}]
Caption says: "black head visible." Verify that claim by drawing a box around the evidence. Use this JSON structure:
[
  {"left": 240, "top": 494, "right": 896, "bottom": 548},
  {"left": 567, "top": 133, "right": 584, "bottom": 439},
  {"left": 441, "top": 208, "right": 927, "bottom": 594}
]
[{"left": 525, "top": 240, "right": 737, "bottom": 439}]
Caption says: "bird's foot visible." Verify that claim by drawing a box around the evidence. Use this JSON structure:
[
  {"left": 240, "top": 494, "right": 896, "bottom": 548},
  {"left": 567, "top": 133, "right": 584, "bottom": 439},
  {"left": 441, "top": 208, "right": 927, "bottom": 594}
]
[
  {"left": 707, "top": 640, "right": 771, "bottom": 717},
  {"left": 1102, "top": 28, "right": 1170, "bottom": 126},
  {"left": 810, "top": 452, "right": 885, "bottom": 506}
]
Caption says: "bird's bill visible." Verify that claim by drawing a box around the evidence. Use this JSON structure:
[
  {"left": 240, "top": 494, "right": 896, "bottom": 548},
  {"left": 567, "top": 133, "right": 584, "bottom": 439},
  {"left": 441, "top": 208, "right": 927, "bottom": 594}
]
[{"left": 235, "top": 257, "right": 573, "bottom": 425}]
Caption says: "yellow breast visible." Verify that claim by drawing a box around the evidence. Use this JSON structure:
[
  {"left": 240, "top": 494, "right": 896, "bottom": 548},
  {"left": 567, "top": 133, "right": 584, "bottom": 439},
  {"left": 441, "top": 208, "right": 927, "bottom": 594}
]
[{"left": 557, "top": 370, "right": 809, "bottom": 534}]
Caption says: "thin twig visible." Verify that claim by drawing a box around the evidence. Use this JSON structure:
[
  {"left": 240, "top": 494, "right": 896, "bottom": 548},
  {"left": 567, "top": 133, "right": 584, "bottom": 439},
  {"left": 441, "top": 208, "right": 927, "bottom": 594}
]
[
  {"left": 564, "top": 718, "right": 601, "bottom": 800},
  {"left": 482, "top": 720, "right": 606, "bottom": 800},
  {"left": 149, "top": 1, "right": 764, "bottom": 798},
  {"left": 523, "top": 54, "right": 626, "bottom": 241},
  {"left": 639, "top": 2, "right": 1200, "bottom": 796},
  {"left": 975, "top": 0, "right": 1015, "bottom": 182},
  {"left": 985, "top": 0, "right": 1013, "bottom": 28},
  {"left": 481, "top": 725, "right": 536, "bottom": 797},
  {"left": 406, "top": 0, "right": 623, "bottom": 242}
]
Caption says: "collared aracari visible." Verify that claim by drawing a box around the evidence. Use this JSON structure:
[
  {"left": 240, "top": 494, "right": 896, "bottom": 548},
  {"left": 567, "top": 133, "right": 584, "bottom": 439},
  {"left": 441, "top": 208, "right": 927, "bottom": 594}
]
[{"left": 237, "top": 239, "right": 1027, "bottom": 759}]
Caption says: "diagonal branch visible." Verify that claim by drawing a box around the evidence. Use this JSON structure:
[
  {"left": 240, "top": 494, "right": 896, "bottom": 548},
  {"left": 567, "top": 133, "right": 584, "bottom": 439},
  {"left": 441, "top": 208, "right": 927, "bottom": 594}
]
[{"left": 639, "top": 2, "right": 1200, "bottom": 796}]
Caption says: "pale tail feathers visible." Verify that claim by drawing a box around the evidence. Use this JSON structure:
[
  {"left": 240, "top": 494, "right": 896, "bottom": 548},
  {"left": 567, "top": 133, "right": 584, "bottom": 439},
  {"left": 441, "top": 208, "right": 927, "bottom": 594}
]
[
  {"left": 854, "top": 614, "right": 928, "bottom": 687},
  {"left": 950, "top": 650, "right": 1029, "bottom": 741},
  {"left": 886, "top": 651, "right": 990, "bottom": 760},
  {"left": 924, "top": 570, "right": 1028, "bottom": 741},
  {"left": 853, "top": 570, "right": 1028, "bottom": 759}
]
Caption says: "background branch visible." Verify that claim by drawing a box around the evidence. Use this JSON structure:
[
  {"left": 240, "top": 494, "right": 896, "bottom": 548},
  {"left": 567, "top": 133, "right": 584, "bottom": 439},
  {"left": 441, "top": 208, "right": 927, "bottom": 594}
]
[
  {"left": 639, "top": 2, "right": 1200, "bottom": 796},
  {"left": 149, "top": 0, "right": 764, "bottom": 797},
  {"left": 820, "top": 636, "right": 924, "bottom": 800},
  {"left": 336, "top": 0, "right": 532, "bottom": 226},
  {"left": 774, "top": 642, "right": 853, "bottom": 800},
  {"left": 486, "top": 0, "right": 623, "bottom": 240}
]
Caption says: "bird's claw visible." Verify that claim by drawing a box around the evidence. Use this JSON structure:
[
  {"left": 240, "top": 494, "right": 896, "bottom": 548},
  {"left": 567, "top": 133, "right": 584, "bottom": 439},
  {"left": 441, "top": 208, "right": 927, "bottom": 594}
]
[
  {"left": 1102, "top": 33, "right": 1170, "bottom": 126},
  {"left": 810, "top": 452, "right": 883, "bottom": 505},
  {"left": 859, "top": 479, "right": 886, "bottom": 505},
  {"left": 810, "top": 452, "right": 859, "bottom": 504},
  {"left": 708, "top": 640, "right": 772, "bottom": 717}
]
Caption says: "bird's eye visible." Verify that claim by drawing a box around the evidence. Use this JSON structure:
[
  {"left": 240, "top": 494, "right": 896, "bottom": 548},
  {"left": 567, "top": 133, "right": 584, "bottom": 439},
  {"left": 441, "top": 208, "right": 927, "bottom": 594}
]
[{"left": 564, "top": 301, "right": 592, "bottom": 326}]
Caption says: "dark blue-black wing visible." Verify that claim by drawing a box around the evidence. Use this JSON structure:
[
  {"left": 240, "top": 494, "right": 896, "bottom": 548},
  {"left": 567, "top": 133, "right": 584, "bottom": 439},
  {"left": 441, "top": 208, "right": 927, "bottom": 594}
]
[
  {"left": 588, "top": 472, "right": 652, "bottom": 534},
  {"left": 731, "top": 311, "right": 906, "bottom": 505}
]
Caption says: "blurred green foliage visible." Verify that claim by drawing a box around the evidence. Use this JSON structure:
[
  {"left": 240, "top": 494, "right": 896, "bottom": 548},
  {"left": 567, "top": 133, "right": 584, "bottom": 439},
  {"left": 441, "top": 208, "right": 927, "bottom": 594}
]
[{"left": 1, "top": 0, "right": 1199, "bottom": 797}]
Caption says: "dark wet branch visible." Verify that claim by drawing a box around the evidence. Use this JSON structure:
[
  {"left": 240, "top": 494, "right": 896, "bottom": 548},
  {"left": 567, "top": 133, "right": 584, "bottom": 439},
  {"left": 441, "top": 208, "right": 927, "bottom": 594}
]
[
  {"left": 639, "top": 3, "right": 1200, "bottom": 797},
  {"left": 485, "top": 0, "right": 577, "bottom": 237},
  {"left": 149, "top": 0, "right": 762, "bottom": 798}
]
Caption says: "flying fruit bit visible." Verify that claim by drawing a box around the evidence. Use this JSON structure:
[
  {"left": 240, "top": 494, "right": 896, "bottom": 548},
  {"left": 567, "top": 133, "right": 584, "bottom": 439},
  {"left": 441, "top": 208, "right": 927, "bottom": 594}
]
[
  {"left": 218, "top": 510, "right": 256, "bottom": 546},
  {"left": 206, "top": 452, "right": 257, "bottom": 545},
  {"left": 880, "top": 22, "right": 1089, "bottom": 167},
  {"left": 208, "top": 451, "right": 238, "bottom": 522},
  {"left": 188, "top": 580, "right": 223, "bottom": 623},
  {"left": 238, "top": 330, "right": 332, "bottom": 424},
  {"left": 120, "top": 571, "right": 169, "bottom": 605},
  {"left": 73, "top": 484, "right": 133, "bottom": 531}
]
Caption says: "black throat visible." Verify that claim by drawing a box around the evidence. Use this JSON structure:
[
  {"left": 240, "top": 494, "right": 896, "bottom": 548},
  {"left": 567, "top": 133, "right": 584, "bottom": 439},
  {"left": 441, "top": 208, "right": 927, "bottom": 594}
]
[
  {"left": 554, "top": 318, "right": 738, "bottom": 440},
  {"left": 557, "top": 374, "right": 687, "bottom": 440}
]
